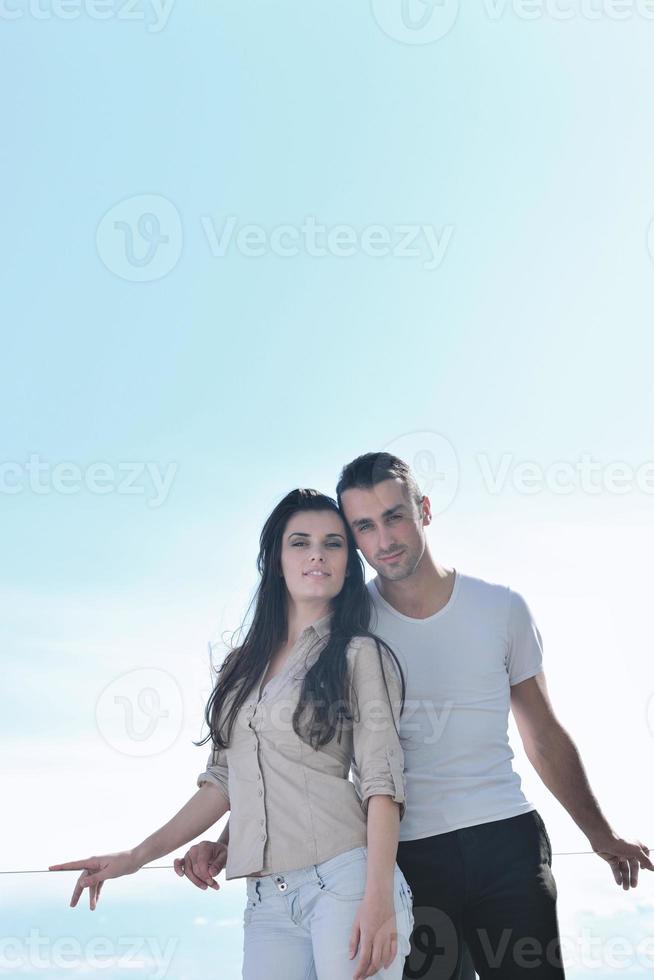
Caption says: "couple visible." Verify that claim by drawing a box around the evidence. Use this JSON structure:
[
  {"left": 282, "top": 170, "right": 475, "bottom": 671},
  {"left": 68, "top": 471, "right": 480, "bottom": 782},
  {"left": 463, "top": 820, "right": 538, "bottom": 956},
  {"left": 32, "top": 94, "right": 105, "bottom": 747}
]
[{"left": 50, "top": 452, "right": 652, "bottom": 979}]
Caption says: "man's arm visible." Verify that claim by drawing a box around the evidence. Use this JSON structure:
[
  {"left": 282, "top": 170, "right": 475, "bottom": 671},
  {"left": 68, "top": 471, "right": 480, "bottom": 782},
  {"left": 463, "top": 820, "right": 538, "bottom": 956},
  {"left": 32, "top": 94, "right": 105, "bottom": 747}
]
[{"left": 510, "top": 671, "right": 653, "bottom": 889}]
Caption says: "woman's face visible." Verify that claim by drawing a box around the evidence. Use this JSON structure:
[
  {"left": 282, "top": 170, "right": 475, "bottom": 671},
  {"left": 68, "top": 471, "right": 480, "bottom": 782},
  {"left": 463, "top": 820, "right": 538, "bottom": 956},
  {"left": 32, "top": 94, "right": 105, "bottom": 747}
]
[{"left": 280, "top": 509, "right": 349, "bottom": 607}]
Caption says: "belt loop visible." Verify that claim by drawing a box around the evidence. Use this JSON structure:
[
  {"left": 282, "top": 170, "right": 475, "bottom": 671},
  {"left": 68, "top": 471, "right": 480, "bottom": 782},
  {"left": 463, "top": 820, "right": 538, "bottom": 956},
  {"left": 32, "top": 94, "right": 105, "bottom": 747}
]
[
  {"left": 314, "top": 865, "right": 325, "bottom": 890},
  {"left": 255, "top": 880, "right": 261, "bottom": 903}
]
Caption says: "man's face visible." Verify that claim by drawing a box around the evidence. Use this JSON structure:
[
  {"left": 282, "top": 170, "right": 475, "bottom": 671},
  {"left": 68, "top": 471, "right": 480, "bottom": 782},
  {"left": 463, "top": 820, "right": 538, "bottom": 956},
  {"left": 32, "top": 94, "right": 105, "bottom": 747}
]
[{"left": 340, "top": 478, "right": 429, "bottom": 581}]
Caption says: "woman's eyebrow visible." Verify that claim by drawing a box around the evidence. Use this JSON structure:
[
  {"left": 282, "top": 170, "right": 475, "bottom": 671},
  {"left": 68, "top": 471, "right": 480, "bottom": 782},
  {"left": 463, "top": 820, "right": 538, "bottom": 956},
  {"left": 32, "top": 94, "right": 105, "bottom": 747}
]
[{"left": 287, "top": 531, "right": 345, "bottom": 540}]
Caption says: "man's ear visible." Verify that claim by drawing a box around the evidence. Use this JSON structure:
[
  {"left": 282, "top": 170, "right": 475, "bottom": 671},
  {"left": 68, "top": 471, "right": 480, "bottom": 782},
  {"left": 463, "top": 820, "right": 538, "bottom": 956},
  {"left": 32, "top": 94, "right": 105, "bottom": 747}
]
[{"left": 421, "top": 495, "right": 432, "bottom": 525}]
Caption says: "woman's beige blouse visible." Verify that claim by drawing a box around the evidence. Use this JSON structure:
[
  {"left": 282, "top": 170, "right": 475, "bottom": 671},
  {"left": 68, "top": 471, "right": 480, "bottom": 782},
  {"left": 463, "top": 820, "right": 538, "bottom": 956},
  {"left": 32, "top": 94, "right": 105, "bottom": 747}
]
[{"left": 197, "top": 613, "right": 406, "bottom": 879}]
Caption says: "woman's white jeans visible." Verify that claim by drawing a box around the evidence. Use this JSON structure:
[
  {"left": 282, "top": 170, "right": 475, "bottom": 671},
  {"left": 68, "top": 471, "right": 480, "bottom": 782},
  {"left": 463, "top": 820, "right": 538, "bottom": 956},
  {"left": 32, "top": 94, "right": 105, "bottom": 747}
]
[{"left": 242, "top": 846, "right": 414, "bottom": 979}]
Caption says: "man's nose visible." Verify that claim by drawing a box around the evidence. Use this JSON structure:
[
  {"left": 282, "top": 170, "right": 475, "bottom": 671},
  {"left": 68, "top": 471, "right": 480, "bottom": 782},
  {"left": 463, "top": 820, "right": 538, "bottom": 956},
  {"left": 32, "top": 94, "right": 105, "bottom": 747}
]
[{"left": 378, "top": 529, "right": 395, "bottom": 551}]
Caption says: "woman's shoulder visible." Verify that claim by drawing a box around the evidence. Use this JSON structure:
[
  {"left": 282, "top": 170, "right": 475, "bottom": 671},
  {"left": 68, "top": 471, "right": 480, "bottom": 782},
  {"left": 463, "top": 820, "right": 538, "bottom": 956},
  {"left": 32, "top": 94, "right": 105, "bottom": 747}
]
[
  {"left": 345, "top": 633, "right": 397, "bottom": 668},
  {"left": 345, "top": 633, "right": 379, "bottom": 654}
]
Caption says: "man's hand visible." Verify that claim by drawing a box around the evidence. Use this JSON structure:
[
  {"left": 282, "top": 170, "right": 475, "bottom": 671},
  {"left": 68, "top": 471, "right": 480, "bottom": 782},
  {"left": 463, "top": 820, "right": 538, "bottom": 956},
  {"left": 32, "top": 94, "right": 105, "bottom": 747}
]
[
  {"left": 174, "top": 840, "right": 227, "bottom": 891},
  {"left": 590, "top": 833, "right": 653, "bottom": 889}
]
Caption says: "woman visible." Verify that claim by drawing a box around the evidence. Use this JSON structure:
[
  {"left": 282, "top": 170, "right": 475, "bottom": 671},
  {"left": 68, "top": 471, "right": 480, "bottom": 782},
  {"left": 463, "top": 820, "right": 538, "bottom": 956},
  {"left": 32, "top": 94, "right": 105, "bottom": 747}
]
[{"left": 49, "top": 489, "right": 414, "bottom": 979}]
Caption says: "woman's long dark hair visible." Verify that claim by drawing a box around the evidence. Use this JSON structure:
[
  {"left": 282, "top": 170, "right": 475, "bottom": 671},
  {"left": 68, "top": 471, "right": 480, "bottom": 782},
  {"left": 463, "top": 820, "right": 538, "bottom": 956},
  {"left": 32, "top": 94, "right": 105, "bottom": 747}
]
[{"left": 195, "top": 488, "right": 406, "bottom": 753}]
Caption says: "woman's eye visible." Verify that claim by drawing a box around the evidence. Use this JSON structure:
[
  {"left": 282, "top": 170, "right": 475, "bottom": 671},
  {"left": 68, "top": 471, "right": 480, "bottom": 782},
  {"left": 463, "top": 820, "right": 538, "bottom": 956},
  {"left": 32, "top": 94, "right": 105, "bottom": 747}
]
[
  {"left": 326, "top": 542, "right": 343, "bottom": 548},
  {"left": 291, "top": 541, "right": 306, "bottom": 546}
]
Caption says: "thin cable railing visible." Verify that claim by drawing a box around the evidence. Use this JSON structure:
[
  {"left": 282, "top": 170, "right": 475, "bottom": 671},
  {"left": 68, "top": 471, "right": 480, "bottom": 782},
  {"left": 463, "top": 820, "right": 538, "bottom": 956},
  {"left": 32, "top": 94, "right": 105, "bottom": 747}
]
[{"left": 0, "top": 845, "right": 646, "bottom": 875}]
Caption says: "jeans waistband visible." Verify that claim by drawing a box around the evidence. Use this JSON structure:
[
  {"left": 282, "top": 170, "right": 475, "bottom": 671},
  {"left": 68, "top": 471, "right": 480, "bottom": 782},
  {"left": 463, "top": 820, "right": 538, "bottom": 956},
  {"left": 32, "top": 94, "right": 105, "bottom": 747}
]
[{"left": 246, "top": 845, "right": 368, "bottom": 901}]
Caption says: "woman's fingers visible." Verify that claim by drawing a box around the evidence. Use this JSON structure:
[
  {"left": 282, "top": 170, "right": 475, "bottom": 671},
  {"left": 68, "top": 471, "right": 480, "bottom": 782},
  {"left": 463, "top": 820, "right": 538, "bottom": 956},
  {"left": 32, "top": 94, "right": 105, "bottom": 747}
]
[
  {"left": 352, "top": 935, "right": 373, "bottom": 979},
  {"left": 90, "top": 878, "right": 105, "bottom": 911},
  {"left": 70, "top": 873, "right": 89, "bottom": 908},
  {"left": 384, "top": 935, "right": 397, "bottom": 969},
  {"left": 348, "top": 920, "right": 360, "bottom": 960},
  {"left": 49, "top": 858, "right": 98, "bottom": 872}
]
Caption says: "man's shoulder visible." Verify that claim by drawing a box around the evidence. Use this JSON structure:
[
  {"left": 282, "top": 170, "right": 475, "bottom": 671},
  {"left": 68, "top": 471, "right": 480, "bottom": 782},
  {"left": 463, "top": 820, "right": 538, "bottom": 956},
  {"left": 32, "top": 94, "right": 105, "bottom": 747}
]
[
  {"left": 455, "top": 571, "right": 520, "bottom": 613},
  {"left": 459, "top": 574, "right": 538, "bottom": 632},
  {"left": 458, "top": 570, "right": 510, "bottom": 596},
  {"left": 366, "top": 570, "right": 527, "bottom": 614}
]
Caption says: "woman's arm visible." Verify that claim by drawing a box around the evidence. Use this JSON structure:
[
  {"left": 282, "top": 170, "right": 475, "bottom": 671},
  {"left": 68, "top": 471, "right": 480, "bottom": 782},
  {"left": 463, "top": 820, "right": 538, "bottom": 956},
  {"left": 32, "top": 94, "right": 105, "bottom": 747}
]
[
  {"left": 49, "top": 783, "right": 229, "bottom": 909},
  {"left": 350, "top": 795, "right": 402, "bottom": 979},
  {"left": 347, "top": 637, "right": 407, "bottom": 978},
  {"left": 362, "top": 794, "right": 400, "bottom": 899},
  {"left": 131, "top": 783, "right": 229, "bottom": 866}
]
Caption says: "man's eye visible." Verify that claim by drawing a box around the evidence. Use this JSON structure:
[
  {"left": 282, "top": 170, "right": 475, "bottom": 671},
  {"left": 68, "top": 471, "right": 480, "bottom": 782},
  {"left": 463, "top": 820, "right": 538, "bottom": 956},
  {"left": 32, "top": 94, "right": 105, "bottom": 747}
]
[
  {"left": 389, "top": 515, "right": 402, "bottom": 522},
  {"left": 359, "top": 524, "right": 372, "bottom": 532}
]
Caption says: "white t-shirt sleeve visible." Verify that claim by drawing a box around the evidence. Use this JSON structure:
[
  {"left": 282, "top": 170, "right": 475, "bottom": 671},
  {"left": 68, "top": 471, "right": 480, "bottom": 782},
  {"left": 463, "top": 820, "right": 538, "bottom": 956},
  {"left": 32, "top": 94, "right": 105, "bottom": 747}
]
[{"left": 505, "top": 588, "right": 544, "bottom": 686}]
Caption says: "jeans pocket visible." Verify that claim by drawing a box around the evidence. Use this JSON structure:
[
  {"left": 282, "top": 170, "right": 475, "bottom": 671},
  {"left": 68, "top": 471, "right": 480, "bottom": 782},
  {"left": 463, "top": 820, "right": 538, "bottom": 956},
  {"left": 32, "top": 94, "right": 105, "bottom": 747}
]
[
  {"left": 396, "top": 875, "right": 415, "bottom": 957},
  {"left": 243, "top": 895, "right": 260, "bottom": 926},
  {"left": 320, "top": 853, "right": 368, "bottom": 901},
  {"left": 401, "top": 880, "right": 414, "bottom": 925}
]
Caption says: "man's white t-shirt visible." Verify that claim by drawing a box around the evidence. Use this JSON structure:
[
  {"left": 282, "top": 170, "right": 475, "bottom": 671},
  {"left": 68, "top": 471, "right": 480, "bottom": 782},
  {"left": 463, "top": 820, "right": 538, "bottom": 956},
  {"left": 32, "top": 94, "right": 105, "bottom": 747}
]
[{"left": 366, "top": 571, "right": 543, "bottom": 841}]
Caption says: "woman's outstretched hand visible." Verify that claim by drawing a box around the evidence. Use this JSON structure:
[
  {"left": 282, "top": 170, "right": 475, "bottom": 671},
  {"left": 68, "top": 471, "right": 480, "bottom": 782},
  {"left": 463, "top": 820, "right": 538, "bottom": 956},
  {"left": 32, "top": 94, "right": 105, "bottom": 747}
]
[
  {"left": 48, "top": 850, "right": 141, "bottom": 910},
  {"left": 174, "top": 840, "right": 227, "bottom": 891}
]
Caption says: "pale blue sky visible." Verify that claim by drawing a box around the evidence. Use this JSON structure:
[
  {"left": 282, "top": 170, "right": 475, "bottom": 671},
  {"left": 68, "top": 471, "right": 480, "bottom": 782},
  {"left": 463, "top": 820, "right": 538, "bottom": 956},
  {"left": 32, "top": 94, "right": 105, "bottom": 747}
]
[{"left": 2, "top": 2, "right": 654, "bottom": 977}]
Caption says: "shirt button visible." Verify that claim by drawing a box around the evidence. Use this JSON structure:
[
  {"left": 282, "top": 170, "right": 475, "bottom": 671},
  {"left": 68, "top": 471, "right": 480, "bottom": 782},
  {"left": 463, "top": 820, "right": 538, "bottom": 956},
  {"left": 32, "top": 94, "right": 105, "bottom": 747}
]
[
  {"left": 252, "top": 744, "right": 257, "bottom": 751},
  {"left": 258, "top": 789, "right": 263, "bottom": 797},
  {"left": 260, "top": 833, "right": 265, "bottom": 841},
  {"left": 260, "top": 818, "right": 265, "bottom": 825}
]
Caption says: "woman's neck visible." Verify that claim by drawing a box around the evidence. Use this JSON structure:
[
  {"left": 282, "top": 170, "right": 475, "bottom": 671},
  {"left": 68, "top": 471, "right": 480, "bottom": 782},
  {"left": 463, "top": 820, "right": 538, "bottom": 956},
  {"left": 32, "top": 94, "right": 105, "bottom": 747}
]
[{"left": 284, "top": 600, "right": 331, "bottom": 648}]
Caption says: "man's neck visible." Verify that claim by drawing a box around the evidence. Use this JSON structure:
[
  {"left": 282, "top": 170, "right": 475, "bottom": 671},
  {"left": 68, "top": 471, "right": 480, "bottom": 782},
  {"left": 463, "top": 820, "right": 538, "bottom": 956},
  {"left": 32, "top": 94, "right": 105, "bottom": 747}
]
[{"left": 374, "top": 552, "right": 456, "bottom": 620}]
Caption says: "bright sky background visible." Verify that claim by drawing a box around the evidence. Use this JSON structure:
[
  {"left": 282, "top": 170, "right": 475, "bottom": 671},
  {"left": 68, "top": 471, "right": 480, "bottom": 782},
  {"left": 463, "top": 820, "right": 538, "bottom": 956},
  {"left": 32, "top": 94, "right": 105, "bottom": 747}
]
[{"left": 2, "top": 2, "right": 654, "bottom": 978}]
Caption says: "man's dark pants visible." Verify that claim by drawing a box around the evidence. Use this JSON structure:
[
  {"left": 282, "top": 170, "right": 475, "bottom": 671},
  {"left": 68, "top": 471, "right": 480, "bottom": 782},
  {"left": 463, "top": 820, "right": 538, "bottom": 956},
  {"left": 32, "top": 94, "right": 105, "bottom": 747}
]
[{"left": 396, "top": 810, "right": 565, "bottom": 979}]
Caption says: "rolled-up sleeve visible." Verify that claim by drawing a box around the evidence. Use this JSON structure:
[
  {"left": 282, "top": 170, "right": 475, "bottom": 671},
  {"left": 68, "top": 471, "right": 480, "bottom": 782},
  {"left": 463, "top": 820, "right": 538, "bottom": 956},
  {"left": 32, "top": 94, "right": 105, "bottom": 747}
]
[
  {"left": 348, "top": 636, "right": 406, "bottom": 821},
  {"left": 197, "top": 741, "right": 230, "bottom": 807}
]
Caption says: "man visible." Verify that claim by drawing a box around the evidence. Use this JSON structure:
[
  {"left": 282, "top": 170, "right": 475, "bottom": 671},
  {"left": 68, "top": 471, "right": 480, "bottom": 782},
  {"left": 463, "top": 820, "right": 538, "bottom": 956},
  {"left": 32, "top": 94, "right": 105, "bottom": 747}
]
[{"left": 179, "top": 452, "right": 652, "bottom": 979}]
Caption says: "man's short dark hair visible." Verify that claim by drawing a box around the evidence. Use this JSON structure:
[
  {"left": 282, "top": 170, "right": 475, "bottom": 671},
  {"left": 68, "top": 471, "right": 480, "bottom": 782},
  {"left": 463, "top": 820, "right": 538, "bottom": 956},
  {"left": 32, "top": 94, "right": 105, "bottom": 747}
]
[{"left": 336, "top": 452, "right": 423, "bottom": 513}]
